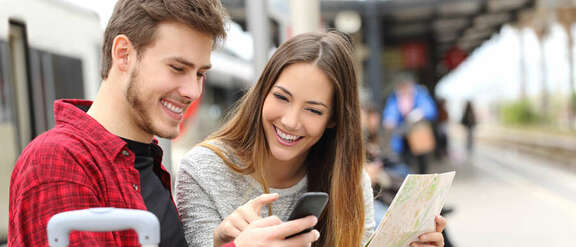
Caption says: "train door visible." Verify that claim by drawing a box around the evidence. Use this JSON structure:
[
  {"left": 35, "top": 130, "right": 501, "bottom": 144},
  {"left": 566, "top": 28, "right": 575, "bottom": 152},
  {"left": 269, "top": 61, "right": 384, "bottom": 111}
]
[
  {"left": 1, "top": 20, "right": 86, "bottom": 162},
  {"left": 0, "top": 20, "right": 33, "bottom": 242},
  {"left": 1, "top": 18, "right": 87, "bottom": 240}
]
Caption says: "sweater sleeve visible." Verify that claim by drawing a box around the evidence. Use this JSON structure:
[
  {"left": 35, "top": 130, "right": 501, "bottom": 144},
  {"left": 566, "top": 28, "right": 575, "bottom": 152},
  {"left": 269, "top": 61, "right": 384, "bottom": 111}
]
[
  {"left": 361, "top": 170, "right": 376, "bottom": 246},
  {"left": 175, "top": 148, "right": 224, "bottom": 247}
]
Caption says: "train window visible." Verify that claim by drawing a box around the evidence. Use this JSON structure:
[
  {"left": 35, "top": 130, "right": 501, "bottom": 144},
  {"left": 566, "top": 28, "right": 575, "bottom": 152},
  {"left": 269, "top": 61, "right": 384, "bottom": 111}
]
[{"left": 51, "top": 53, "right": 84, "bottom": 100}]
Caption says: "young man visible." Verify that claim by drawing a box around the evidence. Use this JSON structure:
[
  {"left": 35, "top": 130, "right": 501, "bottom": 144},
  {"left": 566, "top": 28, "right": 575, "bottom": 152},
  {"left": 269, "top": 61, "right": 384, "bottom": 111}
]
[{"left": 9, "top": 0, "right": 319, "bottom": 246}]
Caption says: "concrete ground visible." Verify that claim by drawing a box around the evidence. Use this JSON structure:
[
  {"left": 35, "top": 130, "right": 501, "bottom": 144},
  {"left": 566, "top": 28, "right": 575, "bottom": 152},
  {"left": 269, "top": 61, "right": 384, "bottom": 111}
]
[{"left": 433, "top": 126, "right": 576, "bottom": 247}]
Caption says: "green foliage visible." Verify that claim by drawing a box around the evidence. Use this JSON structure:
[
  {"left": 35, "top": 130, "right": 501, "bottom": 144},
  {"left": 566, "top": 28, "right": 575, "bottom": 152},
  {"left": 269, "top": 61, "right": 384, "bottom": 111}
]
[{"left": 500, "top": 100, "right": 540, "bottom": 125}]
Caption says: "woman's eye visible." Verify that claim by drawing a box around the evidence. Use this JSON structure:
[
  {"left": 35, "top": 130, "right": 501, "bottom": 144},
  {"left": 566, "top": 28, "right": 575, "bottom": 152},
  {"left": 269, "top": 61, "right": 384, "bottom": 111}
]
[
  {"left": 273, "top": 93, "right": 288, "bottom": 102},
  {"left": 198, "top": 72, "right": 207, "bottom": 79},
  {"left": 307, "top": 108, "right": 323, "bottom": 116}
]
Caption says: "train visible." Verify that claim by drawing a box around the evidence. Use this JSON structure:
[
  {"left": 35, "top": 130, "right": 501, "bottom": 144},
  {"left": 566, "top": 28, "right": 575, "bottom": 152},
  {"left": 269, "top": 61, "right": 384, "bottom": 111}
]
[{"left": 0, "top": 0, "right": 254, "bottom": 242}]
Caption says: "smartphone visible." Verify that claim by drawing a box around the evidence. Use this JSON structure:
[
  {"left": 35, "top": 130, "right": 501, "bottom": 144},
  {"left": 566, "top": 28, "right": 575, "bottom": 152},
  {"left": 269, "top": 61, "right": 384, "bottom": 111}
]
[{"left": 286, "top": 192, "right": 329, "bottom": 238}]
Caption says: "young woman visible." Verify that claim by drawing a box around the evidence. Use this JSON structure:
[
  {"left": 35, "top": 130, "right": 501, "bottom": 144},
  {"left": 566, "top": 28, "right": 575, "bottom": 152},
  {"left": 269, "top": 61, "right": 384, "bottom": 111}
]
[{"left": 175, "top": 31, "right": 446, "bottom": 247}]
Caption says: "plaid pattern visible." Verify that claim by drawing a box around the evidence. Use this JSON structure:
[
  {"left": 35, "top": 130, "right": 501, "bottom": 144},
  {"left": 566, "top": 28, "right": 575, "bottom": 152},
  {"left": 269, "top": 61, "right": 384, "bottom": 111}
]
[{"left": 9, "top": 99, "right": 174, "bottom": 247}]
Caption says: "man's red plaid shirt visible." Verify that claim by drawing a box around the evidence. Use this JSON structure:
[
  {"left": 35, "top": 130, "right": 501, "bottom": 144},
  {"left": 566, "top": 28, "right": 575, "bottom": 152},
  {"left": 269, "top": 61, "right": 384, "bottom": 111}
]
[{"left": 9, "top": 99, "right": 175, "bottom": 246}]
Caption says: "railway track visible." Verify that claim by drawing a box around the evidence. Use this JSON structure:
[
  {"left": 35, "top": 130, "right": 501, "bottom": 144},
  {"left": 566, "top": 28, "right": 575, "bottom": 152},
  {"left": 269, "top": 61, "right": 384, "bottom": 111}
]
[{"left": 478, "top": 135, "right": 576, "bottom": 172}]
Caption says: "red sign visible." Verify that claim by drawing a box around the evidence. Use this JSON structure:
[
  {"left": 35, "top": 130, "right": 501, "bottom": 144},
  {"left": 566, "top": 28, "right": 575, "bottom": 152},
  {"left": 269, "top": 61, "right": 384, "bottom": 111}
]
[
  {"left": 402, "top": 42, "right": 427, "bottom": 69},
  {"left": 443, "top": 47, "right": 467, "bottom": 70}
]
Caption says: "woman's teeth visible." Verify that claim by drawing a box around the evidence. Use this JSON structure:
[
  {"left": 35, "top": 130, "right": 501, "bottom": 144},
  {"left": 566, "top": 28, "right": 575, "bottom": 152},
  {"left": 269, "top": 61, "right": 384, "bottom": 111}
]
[{"left": 276, "top": 127, "right": 300, "bottom": 142}]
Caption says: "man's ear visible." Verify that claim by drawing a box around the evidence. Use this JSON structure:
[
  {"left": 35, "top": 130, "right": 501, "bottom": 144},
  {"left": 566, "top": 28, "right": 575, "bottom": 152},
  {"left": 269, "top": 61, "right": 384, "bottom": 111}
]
[{"left": 111, "top": 34, "right": 134, "bottom": 72}]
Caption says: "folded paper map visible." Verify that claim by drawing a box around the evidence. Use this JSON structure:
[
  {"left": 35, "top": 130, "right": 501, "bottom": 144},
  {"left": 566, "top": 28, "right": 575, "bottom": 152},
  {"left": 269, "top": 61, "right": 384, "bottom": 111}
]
[{"left": 366, "top": 171, "right": 456, "bottom": 247}]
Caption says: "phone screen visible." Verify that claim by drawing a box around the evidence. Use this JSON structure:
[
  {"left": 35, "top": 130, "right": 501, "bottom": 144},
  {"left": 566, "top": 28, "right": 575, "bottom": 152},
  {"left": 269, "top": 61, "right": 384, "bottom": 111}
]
[{"left": 286, "top": 192, "right": 329, "bottom": 238}]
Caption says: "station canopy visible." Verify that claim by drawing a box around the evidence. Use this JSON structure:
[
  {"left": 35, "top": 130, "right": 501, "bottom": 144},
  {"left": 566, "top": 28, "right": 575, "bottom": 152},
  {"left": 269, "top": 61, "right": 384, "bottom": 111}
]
[
  {"left": 321, "top": 0, "right": 535, "bottom": 69},
  {"left": 222, "top": 0, "right": 536, "bottom": 86}
]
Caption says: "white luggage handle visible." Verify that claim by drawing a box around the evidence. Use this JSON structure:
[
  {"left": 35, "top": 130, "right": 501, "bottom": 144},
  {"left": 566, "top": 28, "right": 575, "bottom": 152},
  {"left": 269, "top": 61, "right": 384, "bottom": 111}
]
[{"left": 47, "top": 207, "right": 160, "bottom": 247}]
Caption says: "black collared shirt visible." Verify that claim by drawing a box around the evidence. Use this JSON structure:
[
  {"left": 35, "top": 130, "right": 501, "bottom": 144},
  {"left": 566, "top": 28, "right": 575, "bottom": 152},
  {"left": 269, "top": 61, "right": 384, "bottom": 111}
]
[{"left": 122, "top": 138, "right": 188, "bottom": 247}]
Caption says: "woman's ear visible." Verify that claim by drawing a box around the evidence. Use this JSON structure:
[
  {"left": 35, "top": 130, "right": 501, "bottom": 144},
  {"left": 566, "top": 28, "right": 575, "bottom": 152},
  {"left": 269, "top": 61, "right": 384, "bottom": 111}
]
[{"left": 111, "top": 34, "right": 133, "bottom": 72}]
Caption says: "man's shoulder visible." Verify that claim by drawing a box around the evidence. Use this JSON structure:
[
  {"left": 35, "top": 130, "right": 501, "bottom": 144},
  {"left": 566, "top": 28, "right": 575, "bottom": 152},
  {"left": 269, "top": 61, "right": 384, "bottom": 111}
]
[
  {"left": 12, "top": 128, "right": 96, "bottom": 187},
  {"left": 20, "top": 127, "right": 89, "bottom": 159}
]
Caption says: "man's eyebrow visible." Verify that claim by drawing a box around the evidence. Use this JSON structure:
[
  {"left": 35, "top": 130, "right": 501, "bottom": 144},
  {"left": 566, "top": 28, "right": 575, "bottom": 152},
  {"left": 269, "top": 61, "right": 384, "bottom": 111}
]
[
  {"left": 172, "top": 57, "right": 212, "bottom": 70},
  {"left": 274, "top": 85, "right": 329, "bottom": 108}
]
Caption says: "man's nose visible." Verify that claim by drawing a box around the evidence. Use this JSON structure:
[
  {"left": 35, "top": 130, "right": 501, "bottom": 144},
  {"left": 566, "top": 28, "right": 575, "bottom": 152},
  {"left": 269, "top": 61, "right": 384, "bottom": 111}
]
[{"left": 179, "top": 76, "right": 203, "bottom": 101}]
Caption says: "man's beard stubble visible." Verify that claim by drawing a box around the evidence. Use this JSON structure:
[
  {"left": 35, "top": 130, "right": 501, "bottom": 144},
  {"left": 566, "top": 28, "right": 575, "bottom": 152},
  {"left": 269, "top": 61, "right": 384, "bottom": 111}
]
[{"left": 125, "top": 68, "right": 177, "bottom": 139}]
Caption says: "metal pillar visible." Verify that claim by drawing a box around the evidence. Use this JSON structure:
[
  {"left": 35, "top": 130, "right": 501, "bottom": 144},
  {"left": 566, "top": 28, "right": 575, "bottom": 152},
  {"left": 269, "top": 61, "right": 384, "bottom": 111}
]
[
  {"left": 517, "top": 27, "right": 527, "bottom": 100},
  {"left": 567, "top": 27, "right": 574, "bottom": 129},
  {"left": 538, "top": 35, "right": 549, "bottom": 117},
  {"left": 365, "top": 0, "right": 383, "bottom": 107},
  {"left": 247, "top": 0, "right": 270, "bottom": 78},
  {"left": 290, "top": 0, "right": 320, "bottom": 35}
]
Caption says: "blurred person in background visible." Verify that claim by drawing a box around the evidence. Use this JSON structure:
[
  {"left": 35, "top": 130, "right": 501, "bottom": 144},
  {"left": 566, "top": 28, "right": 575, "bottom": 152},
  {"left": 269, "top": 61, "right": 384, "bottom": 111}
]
[
  {"left": 361, "top": 102, "right": 401, "bottom": 226},
  {"left": 434, "top": 97, "right": 450, "bottom": 159},
  {"left": 176, "top": 31, "right": 447, "bottom": 247},
  {"left": 361, "top": 102, "right": 386, "bottom": 225},
  {"left": 9, "top": 0, "right": 317, "bottom": 247},
  {"left": 382, "top": 72, "right": 437, "bottom": 174},
  {"left": 362, "top": 103, "right": 384, "bottom": 169},
  {"left": 460, "top": 100, "right": 477, "bottom": 153},
  {"left": 365, "top": 93, "right": 453, "bottom": 246}
]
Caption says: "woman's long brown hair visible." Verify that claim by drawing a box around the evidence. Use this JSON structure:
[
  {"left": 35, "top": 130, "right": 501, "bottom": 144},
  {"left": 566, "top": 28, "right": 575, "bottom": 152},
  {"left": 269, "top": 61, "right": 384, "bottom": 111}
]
[{"left": 208, "top": 31, "right": 365, "bottom": 247}]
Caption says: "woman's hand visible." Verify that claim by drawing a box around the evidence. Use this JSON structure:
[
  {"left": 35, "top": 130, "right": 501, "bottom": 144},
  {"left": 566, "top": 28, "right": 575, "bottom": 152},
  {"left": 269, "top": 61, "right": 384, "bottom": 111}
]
[
  {"left": 410, "top": 215, "right": 447, "bottom": 247},
  {"left": 233, "top": 215, "right": 320, "bottom": 247},
  {"left": 214, "top": 193, "right": 280, "bottom": 247}
]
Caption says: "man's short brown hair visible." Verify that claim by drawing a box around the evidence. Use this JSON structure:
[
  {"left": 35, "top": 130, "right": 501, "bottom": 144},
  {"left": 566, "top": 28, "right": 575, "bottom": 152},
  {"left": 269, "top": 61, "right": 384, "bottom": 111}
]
[{"left": 100, "top": 0, "right": 228, "bottom": 79}]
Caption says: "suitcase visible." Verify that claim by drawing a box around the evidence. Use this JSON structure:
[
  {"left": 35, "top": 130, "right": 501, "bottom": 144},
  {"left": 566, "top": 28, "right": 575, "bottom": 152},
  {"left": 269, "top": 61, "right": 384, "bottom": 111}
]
[{"left": 47, "top": 207, "right": 160, "bottom": 247}]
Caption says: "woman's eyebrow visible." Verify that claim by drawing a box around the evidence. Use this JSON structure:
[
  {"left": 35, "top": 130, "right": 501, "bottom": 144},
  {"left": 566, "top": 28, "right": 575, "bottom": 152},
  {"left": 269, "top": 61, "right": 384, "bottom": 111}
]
[
  {"left": 274, "top": 85, "right": 292, "bottom": 97},
  {"left": 274, "top": 85, "right": 328, "bottom": 109},
  {"left": 306, "top": 100, "right": 329, "bottom": 109}
]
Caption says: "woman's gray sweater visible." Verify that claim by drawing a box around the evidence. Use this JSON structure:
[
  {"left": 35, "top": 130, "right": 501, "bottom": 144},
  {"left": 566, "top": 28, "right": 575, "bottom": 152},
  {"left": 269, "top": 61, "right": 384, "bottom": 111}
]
[{"left": 175, "top": 140, "right": 375, "bottom": 247}]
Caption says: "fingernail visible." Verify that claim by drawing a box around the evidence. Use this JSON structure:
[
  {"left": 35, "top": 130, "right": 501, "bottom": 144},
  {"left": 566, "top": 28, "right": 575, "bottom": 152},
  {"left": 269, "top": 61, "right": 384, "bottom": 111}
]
[{"left": 314, "top": 230, "right": 320, "bottom": 240}]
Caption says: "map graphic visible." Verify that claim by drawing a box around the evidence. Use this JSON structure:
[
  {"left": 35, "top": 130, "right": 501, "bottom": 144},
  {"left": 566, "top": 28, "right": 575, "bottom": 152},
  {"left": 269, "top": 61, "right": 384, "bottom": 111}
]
[{"left": 366, "top": 171, "right": 455, "bottom": 247}]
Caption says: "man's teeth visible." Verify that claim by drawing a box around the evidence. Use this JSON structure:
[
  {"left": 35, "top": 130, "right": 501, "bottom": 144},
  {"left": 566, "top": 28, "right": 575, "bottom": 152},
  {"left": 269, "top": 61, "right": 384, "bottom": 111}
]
[
  {"left": 161, "top": 100, "right": 183, "bottom": 114},
  {"left": 276, "top": 127, "right": 300, "bottom": 142}
]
